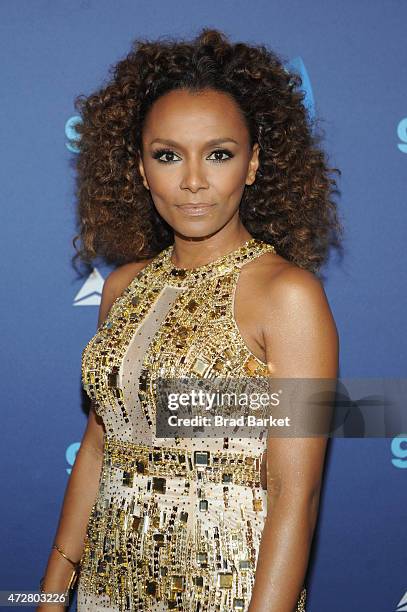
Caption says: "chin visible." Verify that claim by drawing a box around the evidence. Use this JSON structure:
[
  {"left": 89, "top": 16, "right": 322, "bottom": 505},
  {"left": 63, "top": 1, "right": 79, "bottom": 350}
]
[{"left": 173, "top": 227, "right": 219, "bottom": 240}]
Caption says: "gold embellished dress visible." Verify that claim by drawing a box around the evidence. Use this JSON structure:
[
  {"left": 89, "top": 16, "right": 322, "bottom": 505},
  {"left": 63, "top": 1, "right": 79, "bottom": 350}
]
[{"left": 77, "top": 237, "right": 307, "bottom": 612}]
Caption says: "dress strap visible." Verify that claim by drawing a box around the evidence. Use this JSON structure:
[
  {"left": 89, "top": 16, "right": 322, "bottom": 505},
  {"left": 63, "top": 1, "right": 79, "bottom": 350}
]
[{"left": 215, "top": 242, "right": 274, "bottom": 374}]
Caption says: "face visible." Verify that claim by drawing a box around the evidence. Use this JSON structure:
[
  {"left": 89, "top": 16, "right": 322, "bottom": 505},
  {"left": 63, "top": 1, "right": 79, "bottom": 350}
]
[{"left": 138, "top": 88, "right": 259, "bottom": 240}]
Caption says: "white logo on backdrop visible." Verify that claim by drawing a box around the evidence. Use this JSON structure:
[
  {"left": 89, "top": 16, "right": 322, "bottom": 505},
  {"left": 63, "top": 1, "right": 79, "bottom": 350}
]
[
  {"left": 396, "top": 591, "right": 407, "bottom": 611},
  {"left": 397, "top": 118, "right": 407, "bottom": 153},
  {"left": 391, "top": 436, "right": 407, "bottom": 469},
  {"left": 73, "top": 268, "right": 104, "bottom": 306},
  {"left": 65, "top": 115, "right": 82, "bottom": 153}
]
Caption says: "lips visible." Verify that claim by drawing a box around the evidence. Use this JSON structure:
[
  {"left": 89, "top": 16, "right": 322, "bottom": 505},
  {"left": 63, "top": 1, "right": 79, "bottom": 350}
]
[
  {"left": 176, "top": 203, "right": 216, "bottom": 216},
  {"left": 177, "top": 203, "right": 214, "bottom": 208}
]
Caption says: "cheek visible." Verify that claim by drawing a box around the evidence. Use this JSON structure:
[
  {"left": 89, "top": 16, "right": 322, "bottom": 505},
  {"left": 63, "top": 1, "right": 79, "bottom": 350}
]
[
  {"left": 144, "top": 164, "right": 180, "bottom": 199},
  {"left": 214, "top": 164, "right": 249, "bottom": 200},
  {"left": 218, "top": 155, "right": 249, "bottom": 179},
  {"left": 206, "top": 161, "right": 250, "bottom": 198}
]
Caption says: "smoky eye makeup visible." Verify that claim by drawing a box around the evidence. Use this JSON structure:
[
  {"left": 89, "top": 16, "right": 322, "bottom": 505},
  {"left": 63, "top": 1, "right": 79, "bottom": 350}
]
[
  {"left": 151, "top": 148, "right": 179, "bottom": 163},
  {"left": 151, "top": 148, "right": 235, "bottom": 164}
]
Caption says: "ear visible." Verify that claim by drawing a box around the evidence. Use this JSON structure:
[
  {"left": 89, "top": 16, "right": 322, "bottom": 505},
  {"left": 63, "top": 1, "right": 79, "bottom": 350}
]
[
  {"left": 245, "top": 142, "right": 260, "bottom": 186},
  {"left": 138, "top": 150, "right": 150, "bottom": 191}
]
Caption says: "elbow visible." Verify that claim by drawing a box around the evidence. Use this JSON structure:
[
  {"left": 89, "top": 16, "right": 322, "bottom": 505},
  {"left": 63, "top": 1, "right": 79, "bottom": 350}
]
[
  {"left": 267, "top": 484, "right": 322, "bottom": 535},
  {"left": 301, "top": 484, "right": 323, "bottom": 535},
  {"left": 308, "top": 487, "right": 322, "bottom": 533}
]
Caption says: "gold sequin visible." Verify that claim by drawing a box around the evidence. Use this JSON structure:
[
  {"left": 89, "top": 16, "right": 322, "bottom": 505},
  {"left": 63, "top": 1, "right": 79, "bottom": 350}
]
[{"left": 77, "top": 238, "right": 307, "bottom": 611}]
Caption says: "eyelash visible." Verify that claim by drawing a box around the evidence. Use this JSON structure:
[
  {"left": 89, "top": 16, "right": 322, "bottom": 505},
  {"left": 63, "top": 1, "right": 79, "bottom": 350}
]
[{"left": 151, "top": 148, "right": 234, "bottom": 164}]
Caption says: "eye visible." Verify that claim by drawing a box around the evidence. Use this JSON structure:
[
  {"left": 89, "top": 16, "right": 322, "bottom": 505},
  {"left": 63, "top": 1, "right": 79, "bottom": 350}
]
[
  {"left": 207, "top": 149, "right": 234, "bottom": 163},
  {"left": 152, "top": 148, "right": 180, "bottom": 164},
  {"left": 151, "top": 147, "right": 234, "bottom": 164}
]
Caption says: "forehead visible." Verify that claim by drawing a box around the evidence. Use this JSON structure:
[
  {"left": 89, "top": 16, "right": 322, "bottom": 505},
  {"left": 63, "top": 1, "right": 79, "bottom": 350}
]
[{"left": 142, "top": 89, "right": 248, "bottom": 142}]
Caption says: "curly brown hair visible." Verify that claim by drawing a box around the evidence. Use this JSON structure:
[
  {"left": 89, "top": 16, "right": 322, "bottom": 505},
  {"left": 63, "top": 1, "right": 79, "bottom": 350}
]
[{"left": 71, "top": 27, "right": 343, "bottom": 278}]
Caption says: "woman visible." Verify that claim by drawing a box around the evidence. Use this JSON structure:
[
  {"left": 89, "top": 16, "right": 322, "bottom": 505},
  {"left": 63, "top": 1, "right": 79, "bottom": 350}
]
[{"left": 38, "top": 28, "right": 341, "bottom": 612}]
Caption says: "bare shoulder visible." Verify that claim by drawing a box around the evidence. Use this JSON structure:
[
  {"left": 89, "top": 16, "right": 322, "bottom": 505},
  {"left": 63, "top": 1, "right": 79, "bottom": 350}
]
[
  {"left": 97, "top": 258, "right": 154, "bottom": 327},
  {"left": 242, "top": 250, "right": 330, "bottom": 317},
  {"left": 269, "top": 261, "right": 326, "bottom": 306},
  {"left": 236, "top": 250, "right": 338, "bottom": 371},
  {"left": 245, "top": 252, "right": 338, "bottom": 376},
  {"left": 104, "top": 258, "right": 155, "bottom": 299}
]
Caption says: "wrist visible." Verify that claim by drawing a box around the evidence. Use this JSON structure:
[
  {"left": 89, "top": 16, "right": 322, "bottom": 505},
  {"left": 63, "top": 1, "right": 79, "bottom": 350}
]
[{"left": 40, "top": 543, "right": 81, "bottom": 597}]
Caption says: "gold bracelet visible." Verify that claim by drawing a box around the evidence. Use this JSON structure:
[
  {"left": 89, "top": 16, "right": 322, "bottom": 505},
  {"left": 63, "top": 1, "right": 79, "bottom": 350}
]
[
  {"left": 52, "top": 543, "right": 80, "bottom": 569},
  {"left": 41, "top": 567, "right": 78, "bottom": 591},
  {"left": 39, "top": 544, "right": 80, "bottom": 597},
  {"left": 39, "top": 565, "right": 78, "bottom": 596}
]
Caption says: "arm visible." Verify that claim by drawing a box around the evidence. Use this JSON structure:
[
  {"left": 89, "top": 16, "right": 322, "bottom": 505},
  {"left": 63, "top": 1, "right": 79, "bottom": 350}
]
[
  {"left": 248, "top": 267, "right": 339, "bottom": 612},
  {"left": 37, "top": 408, "right": 105, "bottom": 608},
  {"left": 37, "top": 268, "right": 126, "bottom": 609}
]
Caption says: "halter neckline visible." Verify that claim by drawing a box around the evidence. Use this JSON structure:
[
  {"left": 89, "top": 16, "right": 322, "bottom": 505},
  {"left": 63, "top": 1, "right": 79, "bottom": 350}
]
[{"left": 157, "top": 237, "right": 276, "bottom": 286}]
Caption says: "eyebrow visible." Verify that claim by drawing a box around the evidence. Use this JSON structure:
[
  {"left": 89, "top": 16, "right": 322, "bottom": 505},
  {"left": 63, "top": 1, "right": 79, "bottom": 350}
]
[{"left": 149, "top": 137, "right": 239, "bottom": 147}]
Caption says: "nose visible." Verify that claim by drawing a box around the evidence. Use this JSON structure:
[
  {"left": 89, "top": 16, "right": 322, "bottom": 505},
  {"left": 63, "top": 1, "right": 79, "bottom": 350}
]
[{"left": 179, "top": 158, "right": 209, "bottom": 192}]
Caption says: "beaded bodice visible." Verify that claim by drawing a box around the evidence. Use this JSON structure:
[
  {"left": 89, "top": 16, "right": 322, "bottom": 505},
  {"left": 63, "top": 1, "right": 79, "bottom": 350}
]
[{"left": 81, "top": 237, "right": 276, "bottom": 449}]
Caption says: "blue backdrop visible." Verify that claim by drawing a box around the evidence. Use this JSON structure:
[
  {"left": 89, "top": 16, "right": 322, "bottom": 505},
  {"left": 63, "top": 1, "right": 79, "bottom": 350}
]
[{"left": 2, "top": 1, "right": 406, "bottom": 610}]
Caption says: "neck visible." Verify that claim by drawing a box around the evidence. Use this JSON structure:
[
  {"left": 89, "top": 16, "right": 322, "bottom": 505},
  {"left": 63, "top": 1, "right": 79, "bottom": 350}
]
[{"left": 170, "top": 226, "right": 253, "bottom": 269}]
